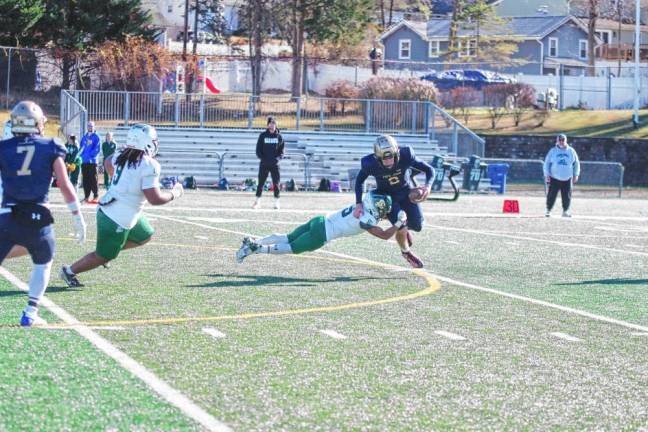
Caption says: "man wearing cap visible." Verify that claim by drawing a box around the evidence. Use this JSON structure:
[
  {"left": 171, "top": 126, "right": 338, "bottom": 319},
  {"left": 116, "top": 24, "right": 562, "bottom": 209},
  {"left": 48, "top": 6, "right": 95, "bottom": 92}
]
[
  {"left": 543, "top": 133, "right": 580, "bottom": 217},
  {"left": 79, "top": 121, "right": 101, "bottom": 203},
  {"left": 253, "top": 116, "right": 284, "bottom": 209}
]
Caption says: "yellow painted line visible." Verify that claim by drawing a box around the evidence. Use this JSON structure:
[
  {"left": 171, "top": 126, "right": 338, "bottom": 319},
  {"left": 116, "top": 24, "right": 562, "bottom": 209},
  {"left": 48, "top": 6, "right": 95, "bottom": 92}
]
[{"left": 41, "top": 269, "right": 439, "bottom": 328}]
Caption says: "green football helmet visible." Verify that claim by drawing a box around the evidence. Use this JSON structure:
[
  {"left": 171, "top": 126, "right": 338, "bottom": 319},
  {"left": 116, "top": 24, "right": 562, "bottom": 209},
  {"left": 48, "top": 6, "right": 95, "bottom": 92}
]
[{"left": 363, "top": 191, "right": 392, "bottom": 220}]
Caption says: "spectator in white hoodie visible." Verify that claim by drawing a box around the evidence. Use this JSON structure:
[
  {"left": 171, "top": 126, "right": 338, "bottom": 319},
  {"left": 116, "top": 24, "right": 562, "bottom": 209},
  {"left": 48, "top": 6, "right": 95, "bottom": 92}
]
[{"left": 543, "top": 134, "right": 580, "bottom": 217}]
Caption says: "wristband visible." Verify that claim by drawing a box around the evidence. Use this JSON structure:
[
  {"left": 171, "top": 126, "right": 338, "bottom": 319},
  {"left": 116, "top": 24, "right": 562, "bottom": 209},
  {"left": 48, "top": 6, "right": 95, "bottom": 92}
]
[{"left": 67, "top": 200, "right": 81, "bottom": 213}]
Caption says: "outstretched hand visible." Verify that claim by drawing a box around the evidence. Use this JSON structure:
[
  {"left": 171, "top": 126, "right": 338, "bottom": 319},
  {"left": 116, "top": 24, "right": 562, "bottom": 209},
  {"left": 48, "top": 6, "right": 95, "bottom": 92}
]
[{"left": 353, "top": 203, "right": 364, "bottom": 218}]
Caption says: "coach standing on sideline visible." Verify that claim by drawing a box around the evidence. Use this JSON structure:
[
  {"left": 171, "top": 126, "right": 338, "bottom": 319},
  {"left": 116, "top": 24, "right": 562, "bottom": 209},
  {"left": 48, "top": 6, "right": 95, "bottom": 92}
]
[
  {"left": 544, "top": 133, "right": 580, "bottom": 217},
  {"left": 253, "top": 116, "right": 284, "bottom": 210},
  {"left": 79, "top": 121, "right": 101, "bottom": 203}
]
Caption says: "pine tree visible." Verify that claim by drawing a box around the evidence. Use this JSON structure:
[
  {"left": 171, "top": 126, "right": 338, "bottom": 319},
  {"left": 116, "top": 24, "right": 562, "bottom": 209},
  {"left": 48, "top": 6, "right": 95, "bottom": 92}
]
[{"left": 0, "top": 0, "right": 44, "bottom": 46}]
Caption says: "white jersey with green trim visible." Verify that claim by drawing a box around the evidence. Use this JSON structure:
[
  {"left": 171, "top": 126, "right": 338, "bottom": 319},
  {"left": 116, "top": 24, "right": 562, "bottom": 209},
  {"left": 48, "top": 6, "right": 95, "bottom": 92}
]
[
  {"left": 324, "top": 204, "right": 378, "bottom": 242},
  {"left": 98, "top": 152, "right": 160, "bottom": 229}
]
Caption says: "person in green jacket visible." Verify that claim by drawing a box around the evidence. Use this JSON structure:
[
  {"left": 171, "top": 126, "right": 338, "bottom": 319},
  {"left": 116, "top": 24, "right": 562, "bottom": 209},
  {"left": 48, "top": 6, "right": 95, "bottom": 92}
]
[
  {"left": 101, "top": 131, "right": 118, "bottom": 189},
  {"left": 64, "top": 134, "right": 82, "bottom": 187}
]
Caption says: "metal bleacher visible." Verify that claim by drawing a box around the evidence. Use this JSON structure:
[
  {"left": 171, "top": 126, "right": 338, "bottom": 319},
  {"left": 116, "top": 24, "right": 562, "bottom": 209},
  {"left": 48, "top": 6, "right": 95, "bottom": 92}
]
[{"left": 110, "top": 127, "right": 446, "bottom": 189}]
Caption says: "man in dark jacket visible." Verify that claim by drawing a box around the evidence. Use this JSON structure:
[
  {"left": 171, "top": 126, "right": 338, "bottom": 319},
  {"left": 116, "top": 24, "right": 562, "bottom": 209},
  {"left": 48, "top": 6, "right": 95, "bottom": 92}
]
[{"left": 253, "top": 116, "right": 284, "bottom": 209}]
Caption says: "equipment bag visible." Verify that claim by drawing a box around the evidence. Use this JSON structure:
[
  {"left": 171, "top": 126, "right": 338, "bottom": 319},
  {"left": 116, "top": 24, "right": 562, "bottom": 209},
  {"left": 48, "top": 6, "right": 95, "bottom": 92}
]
[
  {"left": 217, "top": 177, "right": 229, "bottom": 190},
  {"left": 318, "top": 178, "right": 331, "bottom": 192},
  {"left": 184, "top": 176, "right": 197, "bottom": 189}
]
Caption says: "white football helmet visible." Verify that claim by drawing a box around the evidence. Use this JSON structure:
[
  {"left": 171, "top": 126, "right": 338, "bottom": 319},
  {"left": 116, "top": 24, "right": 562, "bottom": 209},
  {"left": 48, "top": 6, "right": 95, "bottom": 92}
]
[
  {"left": 125, "top": 123, "right": 159, "bottom": 156},
  {"left": 362, "top": 191, "right": 392, "bottom": 220},
  {"left": 10, "top": 101, "right": 46, "bottom": 134}
]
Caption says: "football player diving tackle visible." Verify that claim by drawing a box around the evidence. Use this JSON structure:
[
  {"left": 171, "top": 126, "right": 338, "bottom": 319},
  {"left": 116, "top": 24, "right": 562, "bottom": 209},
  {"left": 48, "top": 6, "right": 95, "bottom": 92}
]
[
  {"left": 235, "top": 191, "right": 406, "bottom": 262},
  {"left": 353, "top": 135, "right": 434, "bottom": 268}
]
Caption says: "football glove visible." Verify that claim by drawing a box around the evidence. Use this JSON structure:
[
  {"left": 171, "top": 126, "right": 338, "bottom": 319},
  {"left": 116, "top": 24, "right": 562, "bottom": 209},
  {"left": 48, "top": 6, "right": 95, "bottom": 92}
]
[
  {"left": 72, "top": 213, "right": 87, "bottom": 244},
  {"left": 394, "top": 210, "right": 407, "bottom": 228},
  {"left": 171, "top": 182, "right": 184, "bottom": 200}
]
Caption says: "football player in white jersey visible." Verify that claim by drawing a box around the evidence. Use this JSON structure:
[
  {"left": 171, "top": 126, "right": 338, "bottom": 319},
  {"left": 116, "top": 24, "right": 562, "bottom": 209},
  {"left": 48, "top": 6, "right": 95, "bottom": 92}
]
[
  {"left": 236, "top": 191, "right": 407, "bottom": 262},
  {"left": 60, "top": 124, "right": 184, "bottom": 287}
]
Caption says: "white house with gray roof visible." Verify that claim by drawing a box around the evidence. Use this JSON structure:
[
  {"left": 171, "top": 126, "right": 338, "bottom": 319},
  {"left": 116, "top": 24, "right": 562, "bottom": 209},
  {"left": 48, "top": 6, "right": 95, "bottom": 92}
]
[{"left": 379, "top": 15, "right": 601, "bottom": 76}]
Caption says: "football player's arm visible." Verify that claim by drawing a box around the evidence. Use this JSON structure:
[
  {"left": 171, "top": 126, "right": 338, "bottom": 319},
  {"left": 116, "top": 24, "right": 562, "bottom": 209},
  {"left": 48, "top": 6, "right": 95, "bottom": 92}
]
[
  {"left": 143, "top": 186, "right": 183, "bottom": 205},
  {"left": 411, "top": 158, "right": 434, "bottom": 199},
  {"left": 352, "top": 169, "right": 369, "bottom": 217},
  {"left": 53, "top": 157, "right": 86, "bottom": 243},
  {"left": 366, "top": 224, "right": 399, "bottom": 240},
  {"left": 363, "top": 212, "right": 406, "bottom": 240}
]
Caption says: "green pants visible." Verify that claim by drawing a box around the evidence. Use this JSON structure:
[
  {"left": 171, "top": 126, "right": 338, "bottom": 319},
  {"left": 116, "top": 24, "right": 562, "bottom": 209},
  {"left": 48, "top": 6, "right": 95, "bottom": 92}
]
[
  {"left": 287, "top": 216, "right": 327, "bottom": 254},
  {"left": 95, "top": 209, "right": 154, "bottom": 260},
  {"left": 69, "top": 166, "right": 80, "bottom": 186}
]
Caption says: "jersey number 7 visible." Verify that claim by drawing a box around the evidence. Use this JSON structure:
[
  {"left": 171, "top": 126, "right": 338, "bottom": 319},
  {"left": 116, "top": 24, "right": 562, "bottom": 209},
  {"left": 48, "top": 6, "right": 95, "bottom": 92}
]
[{"left": 16, "top": 146, "right": 35, "bottom": 176}]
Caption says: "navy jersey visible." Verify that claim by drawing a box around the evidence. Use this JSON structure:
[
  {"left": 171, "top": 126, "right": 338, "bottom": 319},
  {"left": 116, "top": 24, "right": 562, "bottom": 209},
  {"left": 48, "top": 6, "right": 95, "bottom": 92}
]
[
  {"left": 0, "top": 136, "right": 66, "bottom": 206},
  {"left": 354, "top": 146, "right": 434, "bottom": 203}
]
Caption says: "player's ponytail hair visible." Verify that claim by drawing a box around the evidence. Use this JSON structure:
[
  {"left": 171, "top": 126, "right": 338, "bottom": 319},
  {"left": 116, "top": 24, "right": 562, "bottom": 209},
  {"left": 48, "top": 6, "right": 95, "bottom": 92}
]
[{"left": 115, "top": 148, "right": 145, "bottom": 170}]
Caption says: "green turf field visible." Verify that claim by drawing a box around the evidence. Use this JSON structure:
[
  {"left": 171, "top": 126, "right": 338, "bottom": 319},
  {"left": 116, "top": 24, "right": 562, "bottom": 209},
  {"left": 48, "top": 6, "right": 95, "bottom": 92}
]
[{"left": 1, "top": 190, "right": 648, "bottom": 431}]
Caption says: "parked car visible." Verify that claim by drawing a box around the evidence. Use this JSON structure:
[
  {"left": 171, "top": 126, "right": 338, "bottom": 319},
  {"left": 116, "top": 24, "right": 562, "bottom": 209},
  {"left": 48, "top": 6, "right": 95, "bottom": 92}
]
[{"left": 421, "top": 69, "right": 516, "bottom": 91}]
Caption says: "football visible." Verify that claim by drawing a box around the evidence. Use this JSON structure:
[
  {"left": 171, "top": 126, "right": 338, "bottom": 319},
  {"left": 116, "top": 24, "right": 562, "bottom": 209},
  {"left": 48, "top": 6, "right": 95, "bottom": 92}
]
[{"left": 408, "top": 186, "right": 427, "bottom": 203}]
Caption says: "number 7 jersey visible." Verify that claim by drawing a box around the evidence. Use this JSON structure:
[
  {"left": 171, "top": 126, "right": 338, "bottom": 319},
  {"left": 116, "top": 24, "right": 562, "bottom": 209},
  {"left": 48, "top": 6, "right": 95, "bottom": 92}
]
[
  {"left": 0, "top": 136, "right": 66, "bottom": 206},
  {"left": 324, "top": 204, "right": 378, "bottom": 242}
]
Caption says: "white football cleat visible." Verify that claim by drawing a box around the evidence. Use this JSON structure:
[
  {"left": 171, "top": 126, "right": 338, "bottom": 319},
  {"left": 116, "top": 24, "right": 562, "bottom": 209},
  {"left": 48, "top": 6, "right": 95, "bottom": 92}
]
[
  {"left": 545, "top": 209, "right": 551, "bottom": 217},
  {"left": 274, "top": 198, "right": 280, "bottom": 210},
  {"left": 562, "top": 210, "right": 572, "bottom": 218},
  {"left": 252, "top": 198, "right": 261, "bottom": 209}
]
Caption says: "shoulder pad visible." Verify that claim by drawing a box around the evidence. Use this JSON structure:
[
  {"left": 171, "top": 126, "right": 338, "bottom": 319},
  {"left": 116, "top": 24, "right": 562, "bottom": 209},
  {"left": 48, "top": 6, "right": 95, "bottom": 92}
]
[{"left": 53, "top": 137, "right": 65, "bottom": 146}]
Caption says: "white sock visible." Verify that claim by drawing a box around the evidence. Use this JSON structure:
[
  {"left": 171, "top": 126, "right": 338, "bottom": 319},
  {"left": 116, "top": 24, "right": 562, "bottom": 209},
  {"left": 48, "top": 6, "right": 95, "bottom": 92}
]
[
  {"left": 65, "top": 265, "right": 75, "bottom": 275},
  {"left": 23, "top": 305, "right": 38, "bottom": 317},
  {"left": 257, "top": 234, "right": 289, "bottom": 245},
  {"left": 401, "top": 247, "right": 410, "bottom": 253},
  {"left": 27, "top": 262, "right": 52, "bottom": 306},
  {"left": 256, "top": 243, "right": 293, "bottom": 254}
]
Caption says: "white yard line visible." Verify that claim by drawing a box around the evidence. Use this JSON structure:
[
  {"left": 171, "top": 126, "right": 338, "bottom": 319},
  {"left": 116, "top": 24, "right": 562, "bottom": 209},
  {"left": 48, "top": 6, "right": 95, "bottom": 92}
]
[
  {"left": 445, "top": 240, "right": 460, "bottom": 245},
  {"left": 154, "top": 213, "right": 648, "bottom": 335},
  {"left": 202, "top": 327, "right": 227, "bottom": 339},
  {"left": 550, "top": 332, "right": 582, "bottom": 342},
  {"left": 0, "top": 267, "right": 231, "bottom": 432},
  {"left": 631, "top": 332, "right": 648, "bottom": 337},
  {"left": 320, "top": 329, "right": 347, "bottom": 340},
  {"left": 426, "top": 224, "right": 648, "bottom": 258},
  {"left": 434, "top": 330, "right": 466, "bottom": 341},
  {"left": 194, "top": 235, "right": 210, "bottom": 240}
]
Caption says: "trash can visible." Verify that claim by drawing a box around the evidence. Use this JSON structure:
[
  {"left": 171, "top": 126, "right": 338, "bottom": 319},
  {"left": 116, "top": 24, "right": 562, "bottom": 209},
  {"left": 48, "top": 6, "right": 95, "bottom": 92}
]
[
  {"left": 462, "top": 155, "right": 487, "bottom": 192},
  {"left": 430, "top": 155, "right": 446, "bottom": 192},
  {"left": 487, "top": 163, "right": 510, "bottom": 194}
]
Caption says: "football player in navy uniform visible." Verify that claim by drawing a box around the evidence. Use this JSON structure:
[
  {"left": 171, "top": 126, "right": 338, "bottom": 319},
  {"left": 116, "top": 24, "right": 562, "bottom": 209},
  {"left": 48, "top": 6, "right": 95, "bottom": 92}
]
[
  {"left": 353, "top": 135, "right": 433, "bottom": 268},
  {"left": 0, "top": 101, "right": 86, "bottom": 327}
]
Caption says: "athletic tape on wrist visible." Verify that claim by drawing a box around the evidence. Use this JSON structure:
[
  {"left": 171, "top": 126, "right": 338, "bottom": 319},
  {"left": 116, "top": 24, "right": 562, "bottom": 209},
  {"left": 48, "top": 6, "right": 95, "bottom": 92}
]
[{"left": 67, "top": 200, "right": 81, "bottom": 213}]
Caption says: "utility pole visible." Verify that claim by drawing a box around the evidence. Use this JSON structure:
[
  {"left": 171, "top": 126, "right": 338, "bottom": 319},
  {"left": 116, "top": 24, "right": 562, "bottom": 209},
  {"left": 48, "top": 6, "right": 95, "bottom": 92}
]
[
  {"left": 182, "top": 0, "right": 190, "bottom": 61},
  {"left": 193, "top": 0, "right": 200, "bottom": 55},
  {"left": 632, "top": 0, "right": 640, "bottom": 127}
]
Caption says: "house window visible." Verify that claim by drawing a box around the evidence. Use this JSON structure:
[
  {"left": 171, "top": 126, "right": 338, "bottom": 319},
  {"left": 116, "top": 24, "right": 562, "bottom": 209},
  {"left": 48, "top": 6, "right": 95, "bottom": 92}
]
[
  {"left": 579, "top": 39, "right": 588, "bottom": 60},
  {"left": 167, "top": 2, "right": 173, "bottom": 13},
  {"left": 429, "top": 40, "right": 440, "bottom": 58},
  {"left": 399, "top": 39, "right": 411, "bottom": 60},
  {"left": 596, "top": 30, "right": 611, "bottom": 44},
  {"left": 458, "top": 40, "right": 476, "bottom": 57},
  {"left": 548, "top": 37, "right": 558, "bottom": 57}
]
